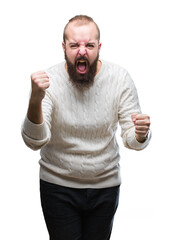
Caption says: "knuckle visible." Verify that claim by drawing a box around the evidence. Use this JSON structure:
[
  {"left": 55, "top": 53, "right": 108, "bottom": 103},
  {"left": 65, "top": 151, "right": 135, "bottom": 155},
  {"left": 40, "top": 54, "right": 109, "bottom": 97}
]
[
  {"left": 146, "top": 120, "right": 151, "bottom": 125},
  {"left": 145, "top": 115, "right": 150, "bottom": 121}
]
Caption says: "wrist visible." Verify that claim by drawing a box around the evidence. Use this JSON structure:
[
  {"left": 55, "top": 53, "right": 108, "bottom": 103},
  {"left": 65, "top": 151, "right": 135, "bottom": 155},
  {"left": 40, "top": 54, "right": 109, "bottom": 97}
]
[
  {"left": 30, "top": 92, "right": 43, "bottom": 104},
  {"left": 27, "top": 95, "right": 43, "bottom": 124},
  {"left": 135, "top": 134, "right": 147, "bottom": 143}
]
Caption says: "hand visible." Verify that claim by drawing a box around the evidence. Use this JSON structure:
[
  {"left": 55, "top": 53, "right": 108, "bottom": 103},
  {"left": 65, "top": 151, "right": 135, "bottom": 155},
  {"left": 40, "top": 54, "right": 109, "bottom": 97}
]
[
  {"left": 131, "top": 113, "right": 151, "bottom": 143},
  {"left": 30, "top": 71, "right": 50, "bottom": 102}
]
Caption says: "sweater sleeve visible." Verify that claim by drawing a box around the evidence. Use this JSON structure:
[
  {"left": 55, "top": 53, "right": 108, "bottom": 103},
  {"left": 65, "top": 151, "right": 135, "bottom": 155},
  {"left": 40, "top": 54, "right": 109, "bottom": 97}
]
[
  {"left": 118, "top": 71, "right": 151, "bottom": 150},
  {"left": 21, "top": 91, "right": 53, "bottom": 151}
]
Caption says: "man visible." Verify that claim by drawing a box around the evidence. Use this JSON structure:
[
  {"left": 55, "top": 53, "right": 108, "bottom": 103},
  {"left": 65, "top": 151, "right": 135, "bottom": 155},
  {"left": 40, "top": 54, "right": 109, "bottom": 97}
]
[{"left": 22, "top": 15, "right": 151, "bottom": 240}]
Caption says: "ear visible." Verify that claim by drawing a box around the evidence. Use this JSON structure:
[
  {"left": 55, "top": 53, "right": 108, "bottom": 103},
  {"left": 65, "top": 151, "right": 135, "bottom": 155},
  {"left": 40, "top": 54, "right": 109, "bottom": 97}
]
[
  {"left": 98, "top": 42, "right": 102, "bottom": 52},
  {"left": 62, "top": 42, "right": 66, "bottom": 52}
]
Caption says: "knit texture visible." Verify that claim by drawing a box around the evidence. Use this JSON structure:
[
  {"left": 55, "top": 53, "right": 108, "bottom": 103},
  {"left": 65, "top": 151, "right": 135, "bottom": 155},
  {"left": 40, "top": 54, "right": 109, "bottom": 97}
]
[{"left": 22, "top": 60, "right": 151, "bottom": 188}]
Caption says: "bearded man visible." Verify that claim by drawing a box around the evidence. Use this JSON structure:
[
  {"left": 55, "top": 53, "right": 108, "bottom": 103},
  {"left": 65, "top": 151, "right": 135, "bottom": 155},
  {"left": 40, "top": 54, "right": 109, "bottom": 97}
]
[{"left": 22, "top": 15, "right": 151, "bottom": 240}]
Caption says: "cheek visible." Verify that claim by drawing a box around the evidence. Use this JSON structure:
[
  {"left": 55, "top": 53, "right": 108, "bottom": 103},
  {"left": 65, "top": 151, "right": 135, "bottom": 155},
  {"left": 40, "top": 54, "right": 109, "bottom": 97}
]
[
  {"left": 90, "top": 48, "right": 99, "bottom": 57},
  {"left": 88, "top": 50, "right": 99, "bottom": 62},
  {"left": 66, "top": 50, "right": 78, "bottom": 62}
]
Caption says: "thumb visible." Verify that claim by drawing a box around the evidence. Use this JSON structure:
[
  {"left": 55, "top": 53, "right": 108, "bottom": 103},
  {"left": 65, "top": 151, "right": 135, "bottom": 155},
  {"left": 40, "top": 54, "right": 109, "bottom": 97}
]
[{"left": 131, "top": 113, "right": 138, "bottom": 123}]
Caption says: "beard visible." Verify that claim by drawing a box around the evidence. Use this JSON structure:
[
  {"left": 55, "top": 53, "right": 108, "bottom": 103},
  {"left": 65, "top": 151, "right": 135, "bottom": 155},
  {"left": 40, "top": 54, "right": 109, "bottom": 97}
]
[{"left": 65, "top": 52, "right": 99, "bottom": 89}]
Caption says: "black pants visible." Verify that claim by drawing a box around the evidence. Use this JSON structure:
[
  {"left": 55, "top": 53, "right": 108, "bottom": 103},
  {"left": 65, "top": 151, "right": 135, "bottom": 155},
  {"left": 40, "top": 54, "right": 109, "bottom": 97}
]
[{"left": 40, "top": 179, "right": 120, "bottom": 240}]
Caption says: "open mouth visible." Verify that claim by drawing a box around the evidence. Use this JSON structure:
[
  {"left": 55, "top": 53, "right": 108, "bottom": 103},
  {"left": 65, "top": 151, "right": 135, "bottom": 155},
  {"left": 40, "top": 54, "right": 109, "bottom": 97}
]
[{"left": 76, "top": 60, "right": 88, "bottom": 74}]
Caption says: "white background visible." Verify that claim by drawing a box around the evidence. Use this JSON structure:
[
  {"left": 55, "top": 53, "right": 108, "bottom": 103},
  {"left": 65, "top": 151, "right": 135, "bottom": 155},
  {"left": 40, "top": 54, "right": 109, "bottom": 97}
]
[{"left": 0, "top": 0, "right": 172, "bottom": 239}]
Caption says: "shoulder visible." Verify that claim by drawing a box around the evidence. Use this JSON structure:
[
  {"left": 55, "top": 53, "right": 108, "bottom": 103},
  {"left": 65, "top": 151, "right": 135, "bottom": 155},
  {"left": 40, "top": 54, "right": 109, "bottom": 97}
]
[
  {"left": 100, "top": 59, "right": 130, "bottom": 85},
  {"left": 43, "top": 62, "right": 68, "bottom": 96},
  {"left": 45, "top": 61, "right": 66, "bottom": 78},
  {"left": 44, "top": 61, "right": 68, "bottom": 88},
  {"left": 101, "top": 59, "right": 128, "bottom": 78},
  {"left": 101, "top": 60, "right": 137, "bottom": 90}
]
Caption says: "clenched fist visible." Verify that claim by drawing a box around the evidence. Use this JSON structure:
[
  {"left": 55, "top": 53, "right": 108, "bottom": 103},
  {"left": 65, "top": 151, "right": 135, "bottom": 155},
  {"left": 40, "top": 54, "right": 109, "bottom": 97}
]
[
  {"left": 131, "top": 113, "right": 151, "bottom": 143},
  {"left": 27, "top": 71, "right": 50, "bottom": 124},
  {"left": 30, "top": 71, "right": 50, "bottom": 101}
]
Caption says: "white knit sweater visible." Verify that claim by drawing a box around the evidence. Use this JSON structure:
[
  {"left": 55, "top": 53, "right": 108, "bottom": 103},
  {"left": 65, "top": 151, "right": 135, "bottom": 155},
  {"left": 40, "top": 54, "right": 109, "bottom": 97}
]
[{"left": 22, "top": 60, "right": 151, "bottom": 188}]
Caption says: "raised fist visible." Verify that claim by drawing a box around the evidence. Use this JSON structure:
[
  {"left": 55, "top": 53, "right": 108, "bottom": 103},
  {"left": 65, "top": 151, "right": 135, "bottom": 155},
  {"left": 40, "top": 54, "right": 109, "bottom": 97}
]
[{"left": 30, "top": 71, "right": 50, "bottom": 101}]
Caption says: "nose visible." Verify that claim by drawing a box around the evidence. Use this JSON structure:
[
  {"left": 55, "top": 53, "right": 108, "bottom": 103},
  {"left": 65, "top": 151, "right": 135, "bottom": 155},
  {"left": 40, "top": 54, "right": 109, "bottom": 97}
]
[{"left": 78, "top": 46, "right": 87, "bottom": 56}]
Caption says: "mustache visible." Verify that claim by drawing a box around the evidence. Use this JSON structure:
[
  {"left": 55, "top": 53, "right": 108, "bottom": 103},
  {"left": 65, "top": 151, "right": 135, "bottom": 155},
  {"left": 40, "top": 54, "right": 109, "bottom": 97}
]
[{"left": 75, "top": 56, "right": 89, "bottom": 65}]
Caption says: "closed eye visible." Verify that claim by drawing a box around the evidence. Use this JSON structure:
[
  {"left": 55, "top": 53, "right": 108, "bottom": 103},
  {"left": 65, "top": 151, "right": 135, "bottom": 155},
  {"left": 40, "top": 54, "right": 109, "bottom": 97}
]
[
  {"left": 70, "top": 44, "right": 79, "bottom": 49},
  {"left": 86, "top": 44, "right": 95, "bottom": 48}
]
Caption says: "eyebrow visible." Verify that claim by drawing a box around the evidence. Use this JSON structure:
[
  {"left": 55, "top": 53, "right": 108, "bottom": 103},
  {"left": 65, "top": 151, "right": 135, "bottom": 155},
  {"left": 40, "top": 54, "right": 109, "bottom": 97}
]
[
  {"left": 68, "top": 41, "right": 96, "bottom": 45},
  {"left": 69, "top": 42, "right": 79, "bottom": 45},
  {"left": 87, "top": 42, "right": 96, "bottom": 45}
]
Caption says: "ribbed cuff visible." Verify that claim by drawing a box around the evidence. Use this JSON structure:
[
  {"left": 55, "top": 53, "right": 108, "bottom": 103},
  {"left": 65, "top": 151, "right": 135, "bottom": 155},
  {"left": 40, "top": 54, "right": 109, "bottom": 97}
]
[
  {"left": 22, "top": 116, "right": 49, "bottom": 140},
  {"left": 126, "top": 127, "right": 151, "bottom": 150}
]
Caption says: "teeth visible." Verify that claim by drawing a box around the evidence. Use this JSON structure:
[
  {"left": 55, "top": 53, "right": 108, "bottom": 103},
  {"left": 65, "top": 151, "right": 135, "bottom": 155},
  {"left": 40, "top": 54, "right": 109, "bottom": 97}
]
[{"left": 79, "top": 60, "right": 86, "bottom": 63}]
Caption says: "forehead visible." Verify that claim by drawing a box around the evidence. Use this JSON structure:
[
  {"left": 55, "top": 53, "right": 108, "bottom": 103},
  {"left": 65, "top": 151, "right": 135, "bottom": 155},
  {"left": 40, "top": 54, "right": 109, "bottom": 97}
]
[{"left": 65, "top": 22, "right": 98, "bottom": 43}]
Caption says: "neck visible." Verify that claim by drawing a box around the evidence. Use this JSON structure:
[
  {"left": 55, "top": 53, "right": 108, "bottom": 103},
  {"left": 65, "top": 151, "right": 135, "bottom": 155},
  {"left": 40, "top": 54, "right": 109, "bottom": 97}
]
[{"left": 96, "top": 60, "right": 102, "bottom": 75}]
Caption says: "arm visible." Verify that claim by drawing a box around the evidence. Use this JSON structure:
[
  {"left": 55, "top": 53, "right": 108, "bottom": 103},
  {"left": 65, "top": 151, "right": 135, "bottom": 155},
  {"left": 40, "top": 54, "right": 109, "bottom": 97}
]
[
  {"left": 118, "top": 71, "right": 151, "bottom": 150},
  {"left": 21, "top": 71, "right": 52, "bottom": 150},
  {"left": 27, "top": 71, "right": 50, "bottom": 124}
]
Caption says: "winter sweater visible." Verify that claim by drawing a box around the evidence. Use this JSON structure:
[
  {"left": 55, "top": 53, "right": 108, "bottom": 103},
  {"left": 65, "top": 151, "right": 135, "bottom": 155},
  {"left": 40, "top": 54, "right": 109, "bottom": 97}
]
[{"left": 21, "top": 60, "right": 151, "bottom": 188}]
